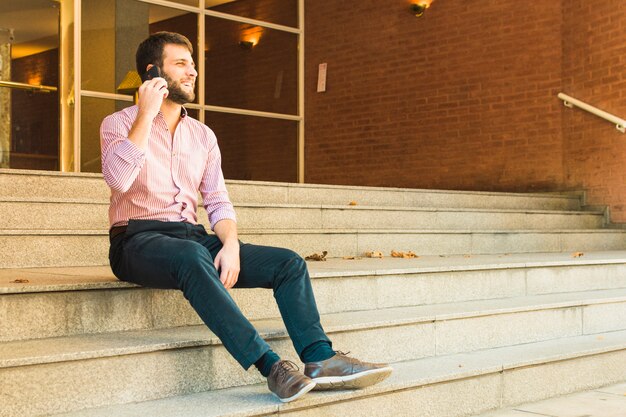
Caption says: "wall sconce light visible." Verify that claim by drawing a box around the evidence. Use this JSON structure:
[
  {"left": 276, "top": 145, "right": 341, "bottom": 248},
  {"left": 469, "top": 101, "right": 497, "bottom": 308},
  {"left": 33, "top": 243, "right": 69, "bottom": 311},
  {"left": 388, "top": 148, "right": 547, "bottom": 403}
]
[
  {"left": 410, "top": 0, "right": 435, "bottom": 17},
  {"left": 239, "top": 40, "right": 254, "bottom": 50},
  {"left": 239, "top": 26, "right": 263, "bottom": 50}
]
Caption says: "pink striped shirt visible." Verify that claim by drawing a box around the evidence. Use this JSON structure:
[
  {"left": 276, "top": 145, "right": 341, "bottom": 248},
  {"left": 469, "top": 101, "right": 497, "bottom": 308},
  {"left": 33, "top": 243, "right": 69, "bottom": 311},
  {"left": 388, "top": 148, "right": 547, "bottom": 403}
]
[{"left": 100, "top": 105, "right": 237, "bottom": 229}]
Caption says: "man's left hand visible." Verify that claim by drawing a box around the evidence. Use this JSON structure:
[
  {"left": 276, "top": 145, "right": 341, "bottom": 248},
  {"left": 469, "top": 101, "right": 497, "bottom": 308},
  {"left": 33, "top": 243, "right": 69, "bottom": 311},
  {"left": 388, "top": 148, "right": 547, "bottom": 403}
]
[{"left": 214, "top": 241, "right": 240, "bottom": 289}]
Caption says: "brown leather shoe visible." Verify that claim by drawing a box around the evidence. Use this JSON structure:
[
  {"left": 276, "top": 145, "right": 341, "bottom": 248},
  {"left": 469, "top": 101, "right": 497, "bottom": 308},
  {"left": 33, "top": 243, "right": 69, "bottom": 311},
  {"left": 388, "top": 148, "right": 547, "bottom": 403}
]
[
  {"left": 304, "top": 352, "right": 392, "bottom": 390},
  {"left": 267, "top": 360, "right": 316, "bottom": 402}
]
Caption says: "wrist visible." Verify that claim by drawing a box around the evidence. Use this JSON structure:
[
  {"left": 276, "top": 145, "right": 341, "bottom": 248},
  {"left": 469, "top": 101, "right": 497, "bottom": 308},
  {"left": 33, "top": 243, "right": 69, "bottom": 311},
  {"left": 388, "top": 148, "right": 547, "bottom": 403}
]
[
  {"left": 136, "top": 107, "right": 158, "bottom": 121},
  {"left": 222, "top": 237, "right": 239, "bottom": 248}
]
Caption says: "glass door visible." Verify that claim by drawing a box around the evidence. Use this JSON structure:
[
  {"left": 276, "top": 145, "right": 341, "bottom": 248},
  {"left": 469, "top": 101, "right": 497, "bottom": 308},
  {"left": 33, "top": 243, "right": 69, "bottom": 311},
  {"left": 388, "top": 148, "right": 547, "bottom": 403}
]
[{"left": 0, "top": 0, "right": 60, "bottom": 170}]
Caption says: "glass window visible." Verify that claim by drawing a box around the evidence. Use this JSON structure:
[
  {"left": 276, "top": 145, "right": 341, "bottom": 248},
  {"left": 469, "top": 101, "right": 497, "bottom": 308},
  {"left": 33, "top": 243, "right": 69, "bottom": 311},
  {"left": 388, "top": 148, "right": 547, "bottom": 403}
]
[
  {"left": 186, "top": 107, "right": 199, "bottom": 119},
  {"left": 205, "top": 15, "right": 298, "bottom": 115},
  {"left": 0, "top": 0, "right": 60, "bottom": 170},
  {"left": 205, "top": 111, "right": 297, "bottom": 182},
  {"left": 207, "top": 0, "right": 298, "bottom": 28},
  {"left": 81, "top": 0, "right": 198, "bottom": 102},
  {"left": 81, "top": 97, "right": 133, "bottom": 173}
]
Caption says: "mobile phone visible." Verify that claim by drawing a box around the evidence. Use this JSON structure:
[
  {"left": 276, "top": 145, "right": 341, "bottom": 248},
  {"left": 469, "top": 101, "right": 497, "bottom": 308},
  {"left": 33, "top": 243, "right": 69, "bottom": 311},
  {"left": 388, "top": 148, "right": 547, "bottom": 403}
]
[{"left": 141, "top": 65, "right": 161, "bottom": 82}]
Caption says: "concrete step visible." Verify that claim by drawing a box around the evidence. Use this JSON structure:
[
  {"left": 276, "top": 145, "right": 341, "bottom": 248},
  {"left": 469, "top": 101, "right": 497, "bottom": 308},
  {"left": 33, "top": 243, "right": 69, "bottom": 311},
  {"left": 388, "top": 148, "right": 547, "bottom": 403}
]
[
  {"left": 3, "top": 229, "right": 626, "bottom": 268},
  {"left": 0, "top": 169, "right": 109, "bottom": 201},
  {"left": 474, "top": 382, "right": 626, "bottom": 417},
  {"left": 235, "top": 204, "right": 603, "bottom": 231},
  {"left": 0, "top": 169, "right": 582, "bottom": 211},
  {"left": 0, "top": 198, "right": 603, "bottom": 231},
  {"left": 48, "top": 330, "right": 626, "bottom": 417},
  {"left": 227, "top": 181, "right": 585, "bottom": 211},
  {"left": 2, "top": 293, "right": 625, "bottom": 416},
  {"left": 4, "top": 252, "right": 626, "bottom": 342}
]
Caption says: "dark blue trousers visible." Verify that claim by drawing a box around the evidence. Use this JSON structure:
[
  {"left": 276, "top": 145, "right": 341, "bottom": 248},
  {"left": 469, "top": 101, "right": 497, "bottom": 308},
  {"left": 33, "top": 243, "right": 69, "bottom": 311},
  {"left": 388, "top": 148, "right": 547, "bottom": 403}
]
[{"left": 109, "top": 219, "right": 331, "bottom": 369}]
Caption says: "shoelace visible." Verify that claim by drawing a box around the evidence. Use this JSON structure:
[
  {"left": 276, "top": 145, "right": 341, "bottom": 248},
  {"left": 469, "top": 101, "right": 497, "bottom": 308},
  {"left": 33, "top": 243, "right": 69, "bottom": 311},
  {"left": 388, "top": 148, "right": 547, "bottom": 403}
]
[
  {"left": 334, "top": 350, "right": 361, "bottom": 367},
  {"left": 276, "top": 360, "right": 300, "bottom": 380}
]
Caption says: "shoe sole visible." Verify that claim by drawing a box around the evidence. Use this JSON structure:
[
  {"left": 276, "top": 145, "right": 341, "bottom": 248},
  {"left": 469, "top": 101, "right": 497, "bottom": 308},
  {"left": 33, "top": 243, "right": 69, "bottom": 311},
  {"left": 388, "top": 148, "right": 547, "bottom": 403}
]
[
  {"left": 310, "top": 366, "right": 393, "bottom": 390},
  {"left": 277, "top": 381, "right": 317, "bottom": 403}
]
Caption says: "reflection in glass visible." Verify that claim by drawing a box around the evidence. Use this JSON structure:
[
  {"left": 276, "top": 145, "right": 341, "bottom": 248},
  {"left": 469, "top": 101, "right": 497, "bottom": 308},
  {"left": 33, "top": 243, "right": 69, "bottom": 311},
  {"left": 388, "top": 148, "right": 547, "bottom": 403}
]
[
  {"left": 205, "top": 111, "right": 297, "bottom": 182},
  {"left": 0, "top": 0, "right": 60, "bottom": 170},
  {"left": 205, "top": 15, "right": 298, "bottom": 115},
  {"left": 81, "top": 97, "right": 133, "bottom": 173},
  {"left": 186, "top": 107, "right": 199, "bottom": 119},
  {"left": 81, "top": 0, "right": 198, "bottom": 100},
  {"left": 207, "top": 0, "right": 298, "bottom": 28}
]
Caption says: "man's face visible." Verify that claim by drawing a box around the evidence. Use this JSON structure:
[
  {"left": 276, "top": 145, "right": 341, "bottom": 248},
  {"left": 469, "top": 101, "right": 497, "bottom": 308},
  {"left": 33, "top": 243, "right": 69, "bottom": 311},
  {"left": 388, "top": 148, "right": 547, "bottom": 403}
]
[{"left": 160, "top": 44, "right": 197, "bottom": 105}]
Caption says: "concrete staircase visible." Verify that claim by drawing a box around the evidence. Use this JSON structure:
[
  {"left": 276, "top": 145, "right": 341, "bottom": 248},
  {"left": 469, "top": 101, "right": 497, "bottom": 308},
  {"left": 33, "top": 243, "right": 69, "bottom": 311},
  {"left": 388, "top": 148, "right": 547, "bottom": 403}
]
[{"left": 1, "top": 168, "right": 626, "bottom": 417}]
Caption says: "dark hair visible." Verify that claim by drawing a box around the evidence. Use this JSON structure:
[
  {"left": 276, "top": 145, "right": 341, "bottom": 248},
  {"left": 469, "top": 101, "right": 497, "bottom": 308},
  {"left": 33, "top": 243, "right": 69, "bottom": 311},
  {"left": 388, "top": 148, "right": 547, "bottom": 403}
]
[{"left": 135, "top": 31, "right": 193, "bottom": 74}]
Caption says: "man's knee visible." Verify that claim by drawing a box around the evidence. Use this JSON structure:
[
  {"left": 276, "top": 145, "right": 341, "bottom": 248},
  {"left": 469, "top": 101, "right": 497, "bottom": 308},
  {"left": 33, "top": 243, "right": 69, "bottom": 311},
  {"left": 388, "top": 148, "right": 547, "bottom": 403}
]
[{"left": 277, "top": 249, "right": 308, "bottom": 283}]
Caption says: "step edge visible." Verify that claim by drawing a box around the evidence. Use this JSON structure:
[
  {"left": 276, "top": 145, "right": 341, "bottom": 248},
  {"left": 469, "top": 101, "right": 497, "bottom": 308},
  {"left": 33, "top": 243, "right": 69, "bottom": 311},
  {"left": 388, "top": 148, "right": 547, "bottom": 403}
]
[
  {"left": 0, "top": 198, "right": 598, "bottom": 215},
  {"left": 3, "top": 290, "right": 626, "bottom": 368},
  {"left": 49, "top": 330, "right": 626, "bottom": 417},
  {"left": 0, "top": 169, "right": 581, "bottom": 200},
  {"left": 4, "top": 257, "right": 626, "bottom": 294}
]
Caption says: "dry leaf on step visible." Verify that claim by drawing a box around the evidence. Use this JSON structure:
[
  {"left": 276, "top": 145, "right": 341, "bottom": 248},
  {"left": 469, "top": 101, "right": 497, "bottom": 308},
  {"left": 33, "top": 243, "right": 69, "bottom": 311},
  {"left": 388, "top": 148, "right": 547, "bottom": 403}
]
[
  {"left": 365, "top": 251, "right": 384, "bottom": 258},
  {"left": 572, "top": 252, "right": 584, "bottom": 258},
  {"left": 305, "top": 251, "right": 328, "bottom": 261},
  {"left": 348, "top": 201, "right": 358, "bottom": 206},
  {"left": 391, "top": 250, "right": 419, "bottom": 259},
  {"left": 10, "top": 279, "right": 29, "bottom": 284}
]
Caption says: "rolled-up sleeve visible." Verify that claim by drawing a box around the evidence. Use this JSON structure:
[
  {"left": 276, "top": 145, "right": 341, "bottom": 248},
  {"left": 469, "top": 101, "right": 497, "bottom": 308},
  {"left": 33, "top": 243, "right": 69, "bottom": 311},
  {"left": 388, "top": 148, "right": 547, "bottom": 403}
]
[
  {"left": 100, "top": 114, "right": 146, "bottom": 193},
  {"left": 200, "top": 132, "right": 237, "bottom": 230}
]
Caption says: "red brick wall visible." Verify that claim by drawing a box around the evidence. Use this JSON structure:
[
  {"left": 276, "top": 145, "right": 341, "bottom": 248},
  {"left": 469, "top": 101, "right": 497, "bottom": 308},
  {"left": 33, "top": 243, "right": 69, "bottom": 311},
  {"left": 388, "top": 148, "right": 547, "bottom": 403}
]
[
  {"left": 562, "top": 0, "right": 626, "bottom": 221},
  {"left": 304, "top": 0, "right": 564, "bottom": 192}
]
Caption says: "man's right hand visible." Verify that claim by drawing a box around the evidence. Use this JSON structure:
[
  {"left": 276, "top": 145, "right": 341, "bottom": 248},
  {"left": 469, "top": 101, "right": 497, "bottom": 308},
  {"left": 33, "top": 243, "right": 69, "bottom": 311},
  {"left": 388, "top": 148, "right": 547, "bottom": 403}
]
[
  {"left": 136, "top": 77, "right": 169, "bottom": 120},
  {"left": 127, "top": 78, "right": 168, "bottom": 151}
]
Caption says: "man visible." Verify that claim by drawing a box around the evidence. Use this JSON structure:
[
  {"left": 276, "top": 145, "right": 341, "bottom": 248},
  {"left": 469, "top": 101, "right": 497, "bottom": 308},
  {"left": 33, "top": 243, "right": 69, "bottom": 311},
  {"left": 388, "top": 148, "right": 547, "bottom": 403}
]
[{"left": 101, "top": 31, "right": 392, "bottom": 403}]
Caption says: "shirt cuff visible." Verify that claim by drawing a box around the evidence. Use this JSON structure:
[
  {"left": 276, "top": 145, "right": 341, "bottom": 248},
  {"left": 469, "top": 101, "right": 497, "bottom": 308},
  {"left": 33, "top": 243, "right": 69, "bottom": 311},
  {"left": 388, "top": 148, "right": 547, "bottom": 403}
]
[
  {"left": 114, "top": 140, "right": 145, "bottom": 168},
  {"left": 209, "top": 208, "right": 237, "bottom": 230}
]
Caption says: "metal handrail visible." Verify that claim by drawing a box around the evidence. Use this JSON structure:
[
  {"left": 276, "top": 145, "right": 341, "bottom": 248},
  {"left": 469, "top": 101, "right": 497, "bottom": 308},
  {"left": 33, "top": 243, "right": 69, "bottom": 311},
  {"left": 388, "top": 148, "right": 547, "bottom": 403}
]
[
  {"left": 0, "top": 80, "right": 57, "bottom": 93},
  {"left": 558, "top": 92, "right": 626, "bottom": 133}
]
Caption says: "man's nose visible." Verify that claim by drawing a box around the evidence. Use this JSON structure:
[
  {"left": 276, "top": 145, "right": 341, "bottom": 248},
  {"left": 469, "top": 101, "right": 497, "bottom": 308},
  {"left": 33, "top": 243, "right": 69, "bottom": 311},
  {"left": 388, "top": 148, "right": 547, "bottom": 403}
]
[{"left": 189, "top": 66, "right": 198, "bottom": 77}]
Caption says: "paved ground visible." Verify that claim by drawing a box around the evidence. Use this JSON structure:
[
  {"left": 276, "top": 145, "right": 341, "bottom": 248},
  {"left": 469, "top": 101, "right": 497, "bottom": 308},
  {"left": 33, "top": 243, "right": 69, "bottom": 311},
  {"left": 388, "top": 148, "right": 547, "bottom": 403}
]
[{"left": 474, "top": 382, "right": 626, "bottom": 417}]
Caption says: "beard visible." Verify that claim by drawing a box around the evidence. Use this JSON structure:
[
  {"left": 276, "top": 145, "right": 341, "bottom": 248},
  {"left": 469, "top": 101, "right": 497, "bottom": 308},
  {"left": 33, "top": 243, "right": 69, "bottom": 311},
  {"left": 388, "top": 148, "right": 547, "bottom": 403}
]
[{"left": 163, "top": 73, "right": 195, "bottom": 104}]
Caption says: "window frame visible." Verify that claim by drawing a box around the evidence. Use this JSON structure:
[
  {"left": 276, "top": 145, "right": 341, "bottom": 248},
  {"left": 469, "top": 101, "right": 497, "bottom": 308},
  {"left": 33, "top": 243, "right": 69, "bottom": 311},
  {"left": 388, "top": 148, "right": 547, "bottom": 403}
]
[{"left": 70, "top": 0, "right": 305, "bottom": 182}]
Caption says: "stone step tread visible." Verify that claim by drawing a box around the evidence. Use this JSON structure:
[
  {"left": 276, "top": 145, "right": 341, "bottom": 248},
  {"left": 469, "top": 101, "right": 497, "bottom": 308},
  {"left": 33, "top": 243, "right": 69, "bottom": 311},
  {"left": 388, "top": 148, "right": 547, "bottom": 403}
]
[
  {"left": 50, "top": 329, "right": 626, "bottom": 417},
  {"left": 3, "top": 251, "right": 626, "bottom": 295},
  {"left": 474, "top": 382, "right": 626, "bottom": 417},
  {"left": 3, "top": 288, "right": 626, "bottom": 369},
  {"left": 0, "top": 169, "right": 580, "bottom": 199},
  {"left": 0, "top": 197, "right": 596, "bottom": 215},
  {"left": 1, "top": 228, "right": 624, "bottom": 236}
]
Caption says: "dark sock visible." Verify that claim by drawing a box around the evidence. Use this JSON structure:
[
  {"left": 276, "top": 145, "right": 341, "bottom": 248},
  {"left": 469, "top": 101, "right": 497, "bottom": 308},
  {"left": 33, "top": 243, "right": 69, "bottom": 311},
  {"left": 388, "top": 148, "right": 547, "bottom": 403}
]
[
  {"left": 300, "top": 340, "right": 335, "bottom": 363},
  {"left": 255, "top": 350, "right": 281, "bottom": 377}
]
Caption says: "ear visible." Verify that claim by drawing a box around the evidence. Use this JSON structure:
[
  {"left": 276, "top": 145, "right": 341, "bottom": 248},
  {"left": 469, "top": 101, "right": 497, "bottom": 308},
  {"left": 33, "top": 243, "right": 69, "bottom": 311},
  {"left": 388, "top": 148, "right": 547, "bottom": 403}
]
[{"left": 145, "top": 64, "right": 154, "bottom": 72}]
